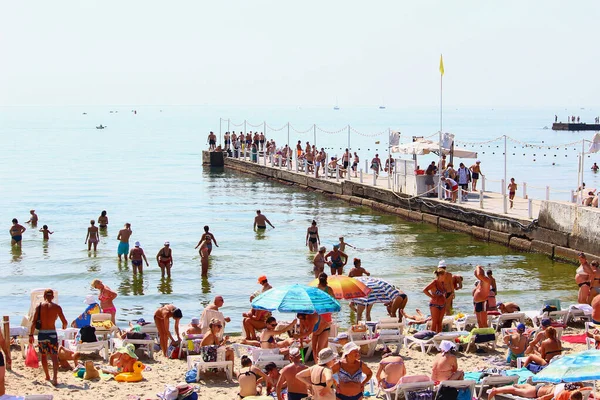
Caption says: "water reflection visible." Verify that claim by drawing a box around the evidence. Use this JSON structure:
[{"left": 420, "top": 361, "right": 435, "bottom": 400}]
[
  {"left": 117, "top": 260, "right": 129, "bottom": 273},
  {"left": 10, "top": 247, "right": 23, "bottom": 263},
  {"left": 201, "top": 276, "right": 212, "bottom": 295},
  {"left": 158, "top": 277, "right": 173, "bottom": 294},
  {"left": 118, "top": 273, "right": 146, "bottom": 296},
  {"left": 99, "top": 228, "right": 108, "bottom": 238},
  {"left": 87, "top": 257, "right": 101, "bottom": 273},
  {"left": 42, "top": 242, "right": 49, "bottom": 258}
]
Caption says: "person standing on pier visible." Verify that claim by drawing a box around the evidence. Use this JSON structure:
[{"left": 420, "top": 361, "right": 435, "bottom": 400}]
[
  {"left": 207, "top": 131, "right": 217, "bottom": 151},
  {"left": 457, "top": 163, "right": 471, "bottom": 200},
  {"left": 259, "top": 132, "right": 265, "bottom": 151},
  {"left": 508, "top": 178, "right": 518, "bottom": 208},
  {"left": 371, "top": 154, "right": 382, "bottom": 178},
  {"left": 224, "top": 131, "right": 231, "bottom": 151},
  {"left": 469, "top": 160, "right": 482, "bottom": 192},
  {"left": 342, "top": 149, "right": 350, "bottom": 171},
  {"left": 352, "top": 152, "right": 359, "bottom": 177},
  {"left": 473, "top": 265, "right": 491, "bottom": 328}
]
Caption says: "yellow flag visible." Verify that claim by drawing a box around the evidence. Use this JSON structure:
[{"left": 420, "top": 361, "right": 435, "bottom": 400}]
[{"left": 439, "top": 54, "right": 444, "bottom": 76}]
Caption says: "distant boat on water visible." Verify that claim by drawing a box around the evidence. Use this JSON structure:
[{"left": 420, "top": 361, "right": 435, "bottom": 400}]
[
  {"left": 379, "top": 105, "right": 386, "bottom": 110},
  {"left": 96, "top": 125, "right": 106, "bottom": 129}
]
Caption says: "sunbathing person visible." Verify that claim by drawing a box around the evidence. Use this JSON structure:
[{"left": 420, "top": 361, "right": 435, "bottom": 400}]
[
  {"left": 401, "top": 309, "right": 432, "bottom": 328},
  {"left": 522, "top": 326, "right": 562, "bottom": 370},
  {"left": 503, "top": 323, "right": 528, "bottom": 366},
  {"left": 376, "top": 352, "right": 406, "bottom": 389},
  {"left": 431, "top": 341, "right": 463, "bottom": 383},
  {"left": 238, "top": 355, "right": 272, "bottom": 398},
  {"left": 525, "top": 318, "right": 552, "bottom": 355},
  {"left": 57, "top": 346, "right": 81, "bottom": 370},
  {"left": 242, "top": 317, "right": 297, "bottom": 351},
  {"left": 497, "top": 302, "right": 521, "bottom": 314},
  {"left": 488, "top": 383, "right": 556, "bottom": 400}
]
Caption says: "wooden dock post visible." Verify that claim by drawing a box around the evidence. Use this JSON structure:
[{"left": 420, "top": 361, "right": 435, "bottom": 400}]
[{"left": 2, "top": 316, "right": 11, "bottom": 370}]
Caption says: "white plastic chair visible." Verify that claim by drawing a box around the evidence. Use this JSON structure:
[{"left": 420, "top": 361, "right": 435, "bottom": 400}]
[
  {"left": 111, "top": 336, "right": 155, "bottom": 358},
  {"left": 490, "top": 312, "right": 526, "bottom": 332},
  {"left": 66, "top": 339, "right": 109, "bottom": 361},
  {"left": 404, "top": 332, "right": 462, "bottom": 353},
  {"left": 90, "top": 313, "right": 118, "bottom": 339},
  {"left": 376, "top": 318, "right": 405, "bottom": 351},
  {"left": 187, "top": 346, "right": 233, "bottom": 382}
]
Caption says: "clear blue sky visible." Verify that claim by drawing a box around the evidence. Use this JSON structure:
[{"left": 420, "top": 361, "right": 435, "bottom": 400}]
[{"left": 1, "top": 1, "right": 598, "bottom": 107}]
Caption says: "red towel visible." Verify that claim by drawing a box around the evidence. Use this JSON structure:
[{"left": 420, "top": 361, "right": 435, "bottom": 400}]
[{"left": 561, "top": 334, "right": 587, "bottom": 344}]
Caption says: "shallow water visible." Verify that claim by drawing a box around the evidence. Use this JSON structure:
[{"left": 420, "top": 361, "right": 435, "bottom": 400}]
[{"left": 0, "top": 106, "right": 583, "bottom": 331}]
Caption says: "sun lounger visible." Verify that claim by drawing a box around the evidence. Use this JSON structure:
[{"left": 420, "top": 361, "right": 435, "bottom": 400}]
[
  {"left": 111, "top": 335, "right": 155, "bottom": 358},
  {"left": 66, "top": 339, "right": 109, "bottom": 361},
  {"left": 566, "top": 304, "right": 593, "bottom": 324},
  {"left": 376, "top": 318, "right": 405, "bottom": 352},
  {"left": 404, "top": 332, "right": 463, "bottom": 353},
  {"left": 380, "top": 375, "right": 434, "bottom": 400},
  {"left": 436, "top": 380, "right": 476, "bottom": 400},
  {"left": 454, "top": 314, "right": 478, "bottom": 332},
  {"left": 490, "top": 313, "right": 526, "bottom": 331},
  {"left": 476, "top": 375, "right": 518, "bottom": 399}
]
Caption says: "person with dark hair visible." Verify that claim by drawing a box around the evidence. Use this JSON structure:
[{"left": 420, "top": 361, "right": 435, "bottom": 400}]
[
  {"left": 348, "top": 258, "right": 370, "bottom": 277},
  {"left": 39, "top": 224, "right": 54, "bottom": 241},
  {"left": 296, "top": 348, "right": 337, "bottom": 400},
  {"left": 9, "top": 218, "right": 26, "bottom": 247},
  {"left": 385, "top": 290, "right": 409, "bottom": 323},
  {"left": 423, "top": 268, "right": 447, "bottom": 332},
  {"left": 296, "top": 313, "right": 331, "bottom": 360},
  {"left": 29, "top": 289, "right": 68, "bottom": 386},
  {"left": 116, "top": 223, "right": 132, "bottom": 261},
  {"left": 242, "top": 317, "right": 296, "bottom": 351},
  {"left": 156, "top": 241, "right": 173, "bottom": 278},
  {"left": 575, "top": 252, "right": 593, "bottom": 304},
  {"left": 238, "top": 355, "right": 271, "bottom": 398},
  {"left": 325, "top": 244, "right": 348, "bottom": 276},
  {"left": 473, "top": 265, "right": 491, "bottom": 328},
  {"left": 154, "top": 304, "right": 182, "bottom": 357},
  {"left": 98, "top": 210, "right": 108, "bottom": 229},
  {"left": 317, "top": 273, "right": 335, "bottom": 298},
  {"left": 306, "top": 220, "right": 320, "bottom": 252},
  {"left": 264, "top": 362, "right": 281, "bottom": 396},
  {"left": 200, "top": 225, "right": 218, "bottom": 256}
]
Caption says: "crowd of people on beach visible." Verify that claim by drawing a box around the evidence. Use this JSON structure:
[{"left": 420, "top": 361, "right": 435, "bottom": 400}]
[{"left": 4, "top": 193, "right": 600, "bottom": 398}]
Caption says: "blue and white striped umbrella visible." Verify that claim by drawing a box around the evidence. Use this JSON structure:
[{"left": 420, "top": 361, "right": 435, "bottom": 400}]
[
  {"left": 351, "top": 277, "right": 400, "bottom": 306},
  {"left": 251, "top": 284, "right": 341, "bottom": 314},
  {"left": 532, "top": 349, "right": 600, "bottom": 383}
]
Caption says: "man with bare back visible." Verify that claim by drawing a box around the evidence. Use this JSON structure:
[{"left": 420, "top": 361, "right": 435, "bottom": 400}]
[
  {"left": 29, "top": 289, "right": 68, "bottom": 386},
  {"left": 473, "top": 265, "right": 491, "bottom": 328},
  {"left": 117, "top": 223, "right": 132, "bottom": 261}
]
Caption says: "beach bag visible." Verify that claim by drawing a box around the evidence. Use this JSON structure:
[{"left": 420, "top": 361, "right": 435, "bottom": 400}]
[
  {"left": 167, "top": 344, "right": 180, "bottom": 359},
  {"left": 408, "top": 389, "right": 433, "bottom": 400},
  {"left": 184, "top": 368, "right": 197, "bottom": 383},
  {"left": 157, "top": 385, "right": 178, "bottom": 400},
  {"left": 25, "top": 344, "right": 39, "bottom": 368}
]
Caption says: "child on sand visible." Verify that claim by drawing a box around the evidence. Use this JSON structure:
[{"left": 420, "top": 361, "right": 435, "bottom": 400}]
[
  {"left": 39, "top": 225, "right": 54, "bottom": 241},
  {"left": 508, "top": 178, "right": 518, "bottom": 209}
]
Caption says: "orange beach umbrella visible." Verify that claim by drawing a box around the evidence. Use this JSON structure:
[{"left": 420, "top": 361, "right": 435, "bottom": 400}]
[{"left": 308, "top": 275, "right": 371, "bottom": 300}]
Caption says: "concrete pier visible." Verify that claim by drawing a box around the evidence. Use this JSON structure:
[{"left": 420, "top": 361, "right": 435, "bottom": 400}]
[{"left": 204, "top": 151, "right": 600, "bottom": 263}]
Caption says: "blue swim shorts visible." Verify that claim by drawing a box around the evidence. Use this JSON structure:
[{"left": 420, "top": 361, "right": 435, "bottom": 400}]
[{"left": 118, "top": 242, "right": 129, "bottom": 256}]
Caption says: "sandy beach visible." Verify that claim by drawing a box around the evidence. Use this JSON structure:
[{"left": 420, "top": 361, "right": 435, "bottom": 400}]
[{"left": 3, "top": 325, "right": 590, "bottom": 400}]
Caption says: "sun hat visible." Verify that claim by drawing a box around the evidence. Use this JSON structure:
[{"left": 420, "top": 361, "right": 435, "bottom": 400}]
[
  {"left": 439, "top": 340, "right": 455, "bottom": 353},
  {"left": 164, "top": 241, "right": 170, "bottom": 246},
  {"left": 438, "top": 260, "right": 447, "bottom": 268},
  {"left": 342, "top": 342, "right": 361, "bottom": 358},
  {"left": 134, "top": 241, "right": 140, "bottom": 247},
  {"left": 118, "top": 343, "right": 138, "bottom": 359},
  {"left": 289, "top": 347, "right": 300, "bottom": 358},
  {"left": 541, "top": 318, "right": 552, "bottom": 327},
  {"left": 84, "top": 295, "right": 96, "bottom": 305},
  {"left": 476, "top": 160, "right": 481, "bottom": 163},
  {"left": 317, "top": 347, "right": 337, "bottom": 365},
  {"left": 136, "top": 318, "right": 146, "bottom": 325},
  {"left": 191, "top": 318, "right": 200, "bottom": 325},
  {"left": 333, "top": 332, "right": 349, "bottom": 343},
  {"left": 258, "top": 275, "right": 268, "bottom": 284},
  {"left": 517, "top": 323, "right": 526, "bottom": 331}
]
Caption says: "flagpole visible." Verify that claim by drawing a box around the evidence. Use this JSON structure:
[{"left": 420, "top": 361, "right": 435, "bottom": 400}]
[{"left": 438, "top": 55, "right": 443, "bottom": 200}]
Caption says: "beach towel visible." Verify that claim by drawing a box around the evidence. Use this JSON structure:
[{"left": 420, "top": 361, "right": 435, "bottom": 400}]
[
  {"left": 504, "top": 368, "right": 535, "bottom": 384},
  {"left": 561, "top": 334, "right": 587, "bottom": 344},
  {"left": 463, "top": 371, "right": 483, "bottom": 383}
]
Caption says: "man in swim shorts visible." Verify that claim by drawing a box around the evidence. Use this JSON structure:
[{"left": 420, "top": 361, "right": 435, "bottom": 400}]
[
  {"left": 469, "top": 160, "right": 483, "bottom": 192},
  {"left": 9, "top": 218, "right": 26, "bottom": 248},
  {"left": 129, "top": 241, "right": 149, "bottom": 274},
  {"left": 30, "top": 289, "right": 67, "bottom": 386},
  {"left": 116, "top": 223, "right": 132, "bottom": 261},
  {"left": 207, "top": 131, "right": 217, "bottom": 151},
  {"left": 254, "top": 210, "right": 274, "bottom": 230},
  {"left": 473, "top": 265, "right": 491, "bottom": 328}
]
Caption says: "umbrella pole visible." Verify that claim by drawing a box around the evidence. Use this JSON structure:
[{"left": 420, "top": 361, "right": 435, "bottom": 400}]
[{"left": 300, "top": 337, "right": 305, "bottom": 363}]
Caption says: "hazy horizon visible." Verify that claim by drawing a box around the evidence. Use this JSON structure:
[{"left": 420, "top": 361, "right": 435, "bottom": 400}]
[{"left": 2, "top": 1, "right": 599, "bottom": 108}]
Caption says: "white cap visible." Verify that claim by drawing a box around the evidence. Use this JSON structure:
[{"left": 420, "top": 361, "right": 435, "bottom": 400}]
[
  {"left": 438, "top": 260, "right": 447, "bottom": 268},
  {"left": 135, "top": 241, "right": 140, "bottom": 247},
  {"left": 341, "top": 342, "right": 361, "bottom": 358},
  {"left": 289, "top": 347, "right": 300, "bottom": 358},
  {"left": 439, "top": 340, "right": 455, "bottom": 353},
  {"left": 84, "top": 295, "right": 96, "bottom": 305}
]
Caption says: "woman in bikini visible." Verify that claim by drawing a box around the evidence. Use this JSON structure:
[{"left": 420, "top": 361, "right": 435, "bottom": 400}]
[
  {"left": 575, "top": 252, "right": 594, "bottom": 304},
  {"left": 241, "top": 316, "right": 297, "bottom": 351},
  {"left": 85, "top": 220, "right": 99, "bottom": 251},
  {"left": 200, "top": 318, "right": 234, "bottom": 366},
  {"left": 325, "top": 245, "right": 348, "bottom": 276},
  {"left": 522, "top": 327, "right": 562, "bottom": 370},
  {"left": 98, "top": 210, "right": 108, "bottom": 229},
  {"left": 332, "top": 342, "right": 373, "bottom": 400},
  {"left": 156, "top": 241, "right": 173, "bottom": 278},
  {"left": 200, "top": 225, "right": 218, "bottom": 256},
  {"left": 317, "top": 273, "right": 335, "bottom": 324},
  {"left": 296, "top": 312, "right": 331, "bottom": 361},
  {"left": 238, "top": 355, "right": 272, "bottom": 399},
  {"left": 376, "top": 352, "right": 406, "bottom": 390},
  {"left": 91, "top": 279, "right": 117, "bottom": 324},
  {"left": 154, "top": 304, "right": 182, "bottom": 357},
  {"left": 423, "top": 268, "right": 447, "bottom": 333},
  {"left": 296, "top": 348, "right": 337, "bottom": 400},
  {"left": 195, "top": 236, "right": 212, "bottom": 277},
  {"left": 384, "top": 290, "right": 409, "bottom": 322},
  {"left": 306, "top": 220, "right": 320, "bottom": 252}
]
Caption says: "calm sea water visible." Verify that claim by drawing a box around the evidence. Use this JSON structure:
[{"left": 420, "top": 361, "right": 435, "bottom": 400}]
[{"left": 0, "top": 105, "right": 594, "bottom": 331}]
